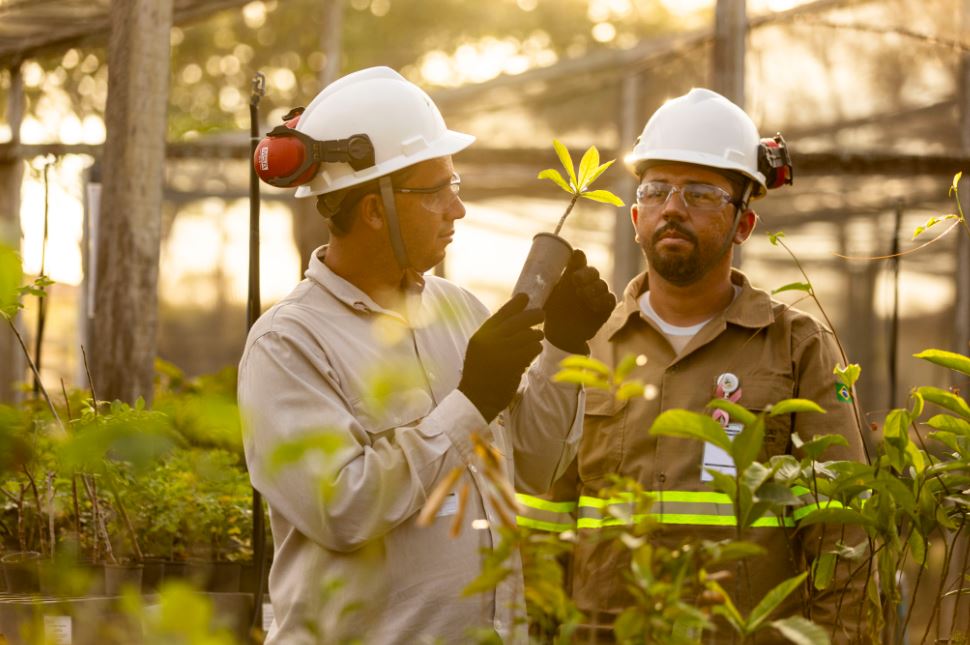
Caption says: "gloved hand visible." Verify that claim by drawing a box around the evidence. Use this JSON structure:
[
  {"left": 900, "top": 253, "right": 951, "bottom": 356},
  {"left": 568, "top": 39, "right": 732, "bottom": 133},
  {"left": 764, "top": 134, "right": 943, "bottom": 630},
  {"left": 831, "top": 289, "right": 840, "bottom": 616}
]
[
  {"left": 543, "top": 249, "right": 616, "bottom": 354},
  {"left": 459, "top": 293, "right": 544, "bottom": 423}
]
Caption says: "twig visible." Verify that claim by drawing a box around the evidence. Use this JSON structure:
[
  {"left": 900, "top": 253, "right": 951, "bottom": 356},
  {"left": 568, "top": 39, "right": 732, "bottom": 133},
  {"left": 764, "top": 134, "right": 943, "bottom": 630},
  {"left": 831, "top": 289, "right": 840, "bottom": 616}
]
[
  {"left": 5, "top": 317, "right": 62, "bottom": 428},
  {"left": 104, "top": 468, "right": 143, "bottom": 561},
  {"left": 553, "top": 194, "right": 579, "bottom": 236},
  {"left": 81, "top": 344, "right": 99, "bottom": 415}
]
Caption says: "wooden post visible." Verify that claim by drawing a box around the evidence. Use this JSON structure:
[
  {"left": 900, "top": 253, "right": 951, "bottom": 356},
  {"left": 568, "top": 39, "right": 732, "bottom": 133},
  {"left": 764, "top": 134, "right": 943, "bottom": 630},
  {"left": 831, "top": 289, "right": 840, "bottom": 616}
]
[
  {"left": 713, "top": 0, "right": 747, "bottom": 268},
  {"left": 0, "top": 61, "right": 25, "bottom": 403},
  {"left": 90, "top": 0, "right": 174, "bottom": 405},
  {"left": 612, "top": 72, "right": 642, "bottom": 294}
]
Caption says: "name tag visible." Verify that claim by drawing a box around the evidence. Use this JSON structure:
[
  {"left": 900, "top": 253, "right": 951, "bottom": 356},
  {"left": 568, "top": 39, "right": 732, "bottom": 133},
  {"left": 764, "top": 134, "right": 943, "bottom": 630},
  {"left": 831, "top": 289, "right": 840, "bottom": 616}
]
[
  {"left": 435, "top": 493, "right": 458, "bottom": 517},
  {"left": 701, "top": 422, "right": 743, "bottom": 481}
]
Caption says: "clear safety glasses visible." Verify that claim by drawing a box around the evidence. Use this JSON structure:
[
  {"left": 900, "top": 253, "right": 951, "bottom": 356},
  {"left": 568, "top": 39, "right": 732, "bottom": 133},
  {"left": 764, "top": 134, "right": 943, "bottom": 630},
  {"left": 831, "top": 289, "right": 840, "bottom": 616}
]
[
  {"left": 636, "top": 181, "right": 735, "bottom": 213},
  {"left": 394, "top": 173, "right": 461, "bottom": 214}
]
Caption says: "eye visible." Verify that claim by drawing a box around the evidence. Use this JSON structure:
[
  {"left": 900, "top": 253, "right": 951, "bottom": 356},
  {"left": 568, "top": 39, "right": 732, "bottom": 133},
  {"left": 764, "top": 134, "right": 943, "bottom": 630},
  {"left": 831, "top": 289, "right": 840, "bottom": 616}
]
[{"left": 685, "top": 184, "right": 725, "bottom": 207}]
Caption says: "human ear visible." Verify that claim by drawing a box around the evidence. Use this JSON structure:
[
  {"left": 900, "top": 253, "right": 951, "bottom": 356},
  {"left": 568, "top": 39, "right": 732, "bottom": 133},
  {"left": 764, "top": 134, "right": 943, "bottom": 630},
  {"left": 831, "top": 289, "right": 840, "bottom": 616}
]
[{"left": 734, "top": 209, "right": 757, "bottom": 244}]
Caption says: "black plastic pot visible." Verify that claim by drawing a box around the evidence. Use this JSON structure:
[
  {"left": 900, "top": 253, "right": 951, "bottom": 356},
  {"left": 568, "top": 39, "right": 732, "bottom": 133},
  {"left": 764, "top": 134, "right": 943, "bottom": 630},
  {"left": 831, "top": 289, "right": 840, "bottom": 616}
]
[
  {"left": 104, "top": 563, "right": 143, "bottom": 596},
  {"left": 1, "top": 551, "right": 42, "bottom": 593}
]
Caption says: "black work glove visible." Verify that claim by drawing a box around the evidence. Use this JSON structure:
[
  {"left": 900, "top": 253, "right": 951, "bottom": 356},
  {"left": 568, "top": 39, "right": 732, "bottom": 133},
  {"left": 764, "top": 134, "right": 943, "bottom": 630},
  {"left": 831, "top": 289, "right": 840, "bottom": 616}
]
[
  {"left": 543, "top": 249, "right": 616, "bottom": 354},
  {"left": 458, "top": 293, "right": 545, "bottom": 423}
]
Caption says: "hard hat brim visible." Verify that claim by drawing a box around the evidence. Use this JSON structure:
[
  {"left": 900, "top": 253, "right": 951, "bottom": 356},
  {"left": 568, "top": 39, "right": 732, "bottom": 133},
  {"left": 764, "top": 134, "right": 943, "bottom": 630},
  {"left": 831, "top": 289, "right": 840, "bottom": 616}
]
[{"left": 295, "top": 129, "right": 475, "bottom": 198}]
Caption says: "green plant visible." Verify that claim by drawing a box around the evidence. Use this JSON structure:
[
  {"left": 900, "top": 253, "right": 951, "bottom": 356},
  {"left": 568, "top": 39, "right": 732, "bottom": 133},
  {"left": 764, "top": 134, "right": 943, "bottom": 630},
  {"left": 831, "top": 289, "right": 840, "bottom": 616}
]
[{"left": 538, "top": 139, "right": 625, "bottom": 235}]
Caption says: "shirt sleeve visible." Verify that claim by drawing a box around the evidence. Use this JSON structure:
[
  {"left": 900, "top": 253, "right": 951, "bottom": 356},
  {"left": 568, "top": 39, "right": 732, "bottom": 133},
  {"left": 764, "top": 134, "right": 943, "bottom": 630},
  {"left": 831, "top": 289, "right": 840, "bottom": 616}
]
[
  {"left": 238, "top": 330, "right": 487, "bottom": 554},
  {"left": 790, "top": 322, "right": 868, "bottom": 638},
  {"left": 506, "top": 340, "right": 584, "bottom": 495}
]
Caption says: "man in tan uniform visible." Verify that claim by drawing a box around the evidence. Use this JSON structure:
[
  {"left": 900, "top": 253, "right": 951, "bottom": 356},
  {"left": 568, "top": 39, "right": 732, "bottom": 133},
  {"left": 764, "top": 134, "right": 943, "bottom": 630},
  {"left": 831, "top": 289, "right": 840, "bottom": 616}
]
[
  {"left": 238, "top": 67, "right": 614, "bottom": 644},
  {"left": 557, "top": 89, "right": 867, "bottom": 643}
]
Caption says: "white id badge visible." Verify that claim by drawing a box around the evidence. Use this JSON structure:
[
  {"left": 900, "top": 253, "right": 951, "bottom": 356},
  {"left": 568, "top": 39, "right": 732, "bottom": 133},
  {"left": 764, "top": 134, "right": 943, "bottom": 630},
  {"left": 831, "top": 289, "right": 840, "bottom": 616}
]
[{"left": 701, "top": 422, "right": 744, "bottom": 481}]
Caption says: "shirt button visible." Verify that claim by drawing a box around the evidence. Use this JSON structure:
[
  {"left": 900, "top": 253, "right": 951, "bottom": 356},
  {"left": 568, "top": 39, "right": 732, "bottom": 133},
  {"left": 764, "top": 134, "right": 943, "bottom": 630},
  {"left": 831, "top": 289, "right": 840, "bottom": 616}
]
[
  {"left": 352, "top": 301, "right": 368, "bottom": 311},
  {"left": 495, "top": 619, "right": 503, "bottom": 630},
  {"left": 657, "top": 472, "right": 666, "bottom": 484},
  {"left": 469, "top": 465, "right": 478, "bottom": 474}
]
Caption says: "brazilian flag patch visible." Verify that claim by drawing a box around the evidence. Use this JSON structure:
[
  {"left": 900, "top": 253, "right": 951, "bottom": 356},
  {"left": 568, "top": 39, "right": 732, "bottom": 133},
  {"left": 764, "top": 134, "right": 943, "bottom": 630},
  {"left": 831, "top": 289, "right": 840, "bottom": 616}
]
[{"left": 835, "top": 382, "right": 853, "bottom": 403}]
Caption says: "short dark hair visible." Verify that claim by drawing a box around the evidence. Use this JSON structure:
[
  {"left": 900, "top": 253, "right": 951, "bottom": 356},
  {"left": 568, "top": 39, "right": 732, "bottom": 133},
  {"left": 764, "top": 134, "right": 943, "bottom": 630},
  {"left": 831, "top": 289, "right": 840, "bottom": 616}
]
[{"left": 314, "top": 164, "right": 421, "bottom": 237}]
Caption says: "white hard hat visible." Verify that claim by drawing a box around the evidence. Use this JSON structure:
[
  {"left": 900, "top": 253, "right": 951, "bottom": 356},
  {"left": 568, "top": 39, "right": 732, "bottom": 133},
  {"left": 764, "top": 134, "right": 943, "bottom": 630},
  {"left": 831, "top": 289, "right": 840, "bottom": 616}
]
[
  {"left": 625, "top": 88, "right": 767, "bottom": 197},
  {"left": 294, "top": 67, "right": 475, "bottom": 198}
]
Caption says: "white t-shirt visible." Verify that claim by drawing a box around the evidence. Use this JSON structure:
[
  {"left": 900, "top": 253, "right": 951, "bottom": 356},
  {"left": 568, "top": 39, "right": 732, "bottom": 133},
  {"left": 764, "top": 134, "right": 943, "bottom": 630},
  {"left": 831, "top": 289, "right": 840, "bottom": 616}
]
[{"left": 638, "top": 286, "right": 741, "bottom": 355}]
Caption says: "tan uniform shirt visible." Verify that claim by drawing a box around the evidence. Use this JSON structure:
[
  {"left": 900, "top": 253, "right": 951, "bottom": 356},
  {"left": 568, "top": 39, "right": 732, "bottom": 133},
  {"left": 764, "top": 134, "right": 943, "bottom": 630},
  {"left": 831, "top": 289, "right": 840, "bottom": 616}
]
[
  {"left": 238, "top": 247, "right": 582, "bottom": 644},
  {"left": 566, "top": 269, "right": 867, "bottom": 643}
]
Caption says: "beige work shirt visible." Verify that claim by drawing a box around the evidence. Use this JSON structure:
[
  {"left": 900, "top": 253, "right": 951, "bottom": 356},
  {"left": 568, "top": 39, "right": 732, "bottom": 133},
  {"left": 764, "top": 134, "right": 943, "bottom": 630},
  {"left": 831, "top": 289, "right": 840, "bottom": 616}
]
[
  {"left": 238, "top": 247, "right": 582, "bottom": 644},
  {"left": 565, "top": 269, "right": 867, "bottom": 643}
]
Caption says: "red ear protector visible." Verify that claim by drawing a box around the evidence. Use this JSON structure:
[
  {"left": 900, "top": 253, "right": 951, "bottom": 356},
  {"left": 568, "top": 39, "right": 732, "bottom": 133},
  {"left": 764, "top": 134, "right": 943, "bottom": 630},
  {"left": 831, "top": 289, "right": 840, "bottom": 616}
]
[
  {"left": 253, "top": 107, "right": 376, "bottom": 188},
  {"left": 758, "top": 133, "right": 793, "bottom": 190}
]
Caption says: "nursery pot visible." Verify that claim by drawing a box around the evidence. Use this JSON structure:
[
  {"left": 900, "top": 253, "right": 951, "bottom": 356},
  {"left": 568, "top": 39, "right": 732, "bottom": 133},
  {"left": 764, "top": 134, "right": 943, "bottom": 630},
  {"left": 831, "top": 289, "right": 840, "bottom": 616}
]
[
  {"left": 104, "top": 562, "right": 143, "bottom": 596},
  {"left": 140, "top": 558, "right": 166, "bottom": 593},
  {"left": 511, "top": 233, "right": 573, "bottom": 309},
  {"left": 1, "top": 551, "right": 42, "bottom": 593}
]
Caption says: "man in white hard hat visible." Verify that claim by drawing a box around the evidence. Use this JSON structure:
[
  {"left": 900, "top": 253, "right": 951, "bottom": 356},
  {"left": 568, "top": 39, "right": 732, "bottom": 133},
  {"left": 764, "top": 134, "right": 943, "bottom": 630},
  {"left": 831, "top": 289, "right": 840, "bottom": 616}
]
[
  {"left": 548, "top": 88, "right": 867, "bottom": 642},
  {"left": 238, "top": 67, "right": 614, "bottom": 644}
]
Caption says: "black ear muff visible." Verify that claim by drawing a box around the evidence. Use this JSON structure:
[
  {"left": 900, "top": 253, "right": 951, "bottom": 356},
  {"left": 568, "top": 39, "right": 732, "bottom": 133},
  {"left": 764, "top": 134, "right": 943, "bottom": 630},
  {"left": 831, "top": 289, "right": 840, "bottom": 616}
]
[
  {"left": 758, "top": 133, "right": 793, "bottom": 190},
  {"left": 253, "top": 107, "right": 377, "bottom": 188}
]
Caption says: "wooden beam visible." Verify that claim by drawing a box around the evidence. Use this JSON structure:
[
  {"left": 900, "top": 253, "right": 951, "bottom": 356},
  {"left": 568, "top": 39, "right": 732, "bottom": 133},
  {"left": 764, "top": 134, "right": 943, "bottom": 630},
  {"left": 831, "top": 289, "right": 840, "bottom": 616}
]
[{"left": 712, "top": 0, "right": 747, "bottom": 106}]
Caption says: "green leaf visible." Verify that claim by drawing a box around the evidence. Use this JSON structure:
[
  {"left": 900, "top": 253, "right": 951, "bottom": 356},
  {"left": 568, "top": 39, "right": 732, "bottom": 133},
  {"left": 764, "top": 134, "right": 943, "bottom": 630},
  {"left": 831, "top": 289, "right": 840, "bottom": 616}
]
[
  {"left": 708, "top": 399, "right": 757, "bottom": 427},
  {"left": 552, "top": 369, "right": 609, "bottom": 390},
  {"left": 883, "top": 408, "right": 912, "bottom": 440},
  {"left": 797, "top": 507, "right": 875, "bottom": 528},
  {"left": 914, "top": 349, "right": 970, "bottom": 377},
  {"left": 768, "top": 231, "right": 785, "bottom": 246},
  {"left": 580, "top": 189, "right": 625, "bottom": 207},
  {"left": 0, "top": 245, "right": 23, "bottom": 319},
  {"left": 708, "top": 469, "right": 739, "bottom": 502},
  {"left": 615, "top": 381, "right": 645, "bottom": 401},
  {"left": 771, "top": 616, "right": 831, "bottom": 645},
  {"left": 911, "top": 215, "right": 959, "bottom": 239},
  {"left": 771, "top": 282, "right": 811, "bottom": 295},
  {"left": 747, "top": 572, "right": 808, "bottom": 632},
  {"left": 950, "top": 171, "right": 963, "bottom": 197},
  {"left": 731, "top": 417, "right": 765, "bottom": 474},
  {"left": 614, "top": 354, "right": 639, "bottom": 382},
  {"left": 792, "top": 433, "right": 848, "bottom": 461},
  {"left": 577, "top": 145, "right": 600, "bottom": 190},
  {"left": 649, "top": 410, "right": 732, "bottom": 452},
  {"left": 706, "top": 579, "right": 745, "bottom": 628},
  {"left": 559, "top": 354, "right": 610, "bottom": 376},
  {"left": 926, "top": 414, "right": 970, "bottom": 437},
  {"left": 905, "top": 442, "right": 927, "bottom": 473},
  {"left": 537, "top": 168, "right": 573, "bottom": 194},
  {"left": 553, "top": 139, "right": 576, "bottom": 188},
  {"left": 769, "top": 399, "right": 826, "bottom": 416},
  {"left": 918, "top": 386, "right": 970, "bottom": 420},
  {"left": 833, "top": 363, "right": 862, "bottom": 389},
  {"left": 585, "top": 159, "right": 616, "bottom": 187},
  {"left": 908, "top": 528, "right": 927, "bottom": 565},
  {"left": 811, "top": 552, "right": 836, "bottom": 590}
]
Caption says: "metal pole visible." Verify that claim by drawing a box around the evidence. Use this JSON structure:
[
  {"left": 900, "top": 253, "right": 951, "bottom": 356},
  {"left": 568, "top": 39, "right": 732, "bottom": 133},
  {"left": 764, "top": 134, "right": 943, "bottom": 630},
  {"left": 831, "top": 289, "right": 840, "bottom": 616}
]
[{"left": 247, "top": 71, "right": 267, "bottom": 634}]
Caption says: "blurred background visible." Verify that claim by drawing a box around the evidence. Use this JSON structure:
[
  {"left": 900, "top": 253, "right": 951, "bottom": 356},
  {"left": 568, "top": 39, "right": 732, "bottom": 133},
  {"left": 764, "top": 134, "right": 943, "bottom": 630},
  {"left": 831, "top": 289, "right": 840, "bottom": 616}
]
[{"left": 0, "top": 0, "right": 967, "bottom": 419}]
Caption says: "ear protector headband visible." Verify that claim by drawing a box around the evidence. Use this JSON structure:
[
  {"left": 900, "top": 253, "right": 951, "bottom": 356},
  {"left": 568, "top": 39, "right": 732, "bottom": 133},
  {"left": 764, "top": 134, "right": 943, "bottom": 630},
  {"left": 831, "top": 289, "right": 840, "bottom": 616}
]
[
  {"left": 758, "top": 133, "right": 793, "bottom": 190},
  {"left": 253, "top": 107, "right": 376, "bottom": 188}
]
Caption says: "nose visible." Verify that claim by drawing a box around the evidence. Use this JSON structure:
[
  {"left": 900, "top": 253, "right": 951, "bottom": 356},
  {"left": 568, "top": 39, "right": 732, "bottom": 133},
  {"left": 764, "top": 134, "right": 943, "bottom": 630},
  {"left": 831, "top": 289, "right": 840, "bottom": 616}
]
[
  {"left": 448, "top": 196, "right": 466, "bottom": 221},
  {"left": 660, "top": 186, "right": 688, "bottom": 218}
]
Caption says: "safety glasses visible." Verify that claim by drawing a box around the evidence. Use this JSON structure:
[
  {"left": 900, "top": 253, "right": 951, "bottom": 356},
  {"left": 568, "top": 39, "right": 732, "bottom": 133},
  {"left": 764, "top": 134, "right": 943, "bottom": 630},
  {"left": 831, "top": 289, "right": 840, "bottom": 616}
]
[
  {"left": 394, "top": 173, "right": 461, "bottom": 214},
  {"left": 636, "top": 181, "right": 735, "bottom": 213}
]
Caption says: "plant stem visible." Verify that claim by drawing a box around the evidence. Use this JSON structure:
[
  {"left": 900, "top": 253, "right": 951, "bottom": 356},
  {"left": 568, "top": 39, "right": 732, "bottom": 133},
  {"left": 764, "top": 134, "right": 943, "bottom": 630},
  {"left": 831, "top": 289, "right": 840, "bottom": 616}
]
[
  {"left": 22, "top": 464, "right": 46, "bottom": 557},
  {"left": 553, "top": 194, "right": 579, "bottom": 236},
  {"left": 776, "top": 238, "right": 873, "bottom": 465},
  {"left": 81, "top": 344, "right": 99, "bottom": 415},
  {"left": 104, "top": 468, "right": 143, "bottom": 561},
  {"left": 5, "top": 317, "right": 62, "bottom": 429}
]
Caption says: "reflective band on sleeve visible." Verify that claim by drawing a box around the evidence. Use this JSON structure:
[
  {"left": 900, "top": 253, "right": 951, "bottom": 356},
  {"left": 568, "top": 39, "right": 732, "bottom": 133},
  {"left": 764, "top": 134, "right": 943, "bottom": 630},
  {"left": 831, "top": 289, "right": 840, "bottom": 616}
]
[
  {"left": 577, "top": 490, "right": 798, "bottom": 529},
  {"left": 515, "top": 493, "right": 578, "bottom": 532},
  {"left": 516, "top": 493, "right": 577, "bottom": 514},
  {"left": 516, "top": 516, "right": 576, "bottom": 532}
]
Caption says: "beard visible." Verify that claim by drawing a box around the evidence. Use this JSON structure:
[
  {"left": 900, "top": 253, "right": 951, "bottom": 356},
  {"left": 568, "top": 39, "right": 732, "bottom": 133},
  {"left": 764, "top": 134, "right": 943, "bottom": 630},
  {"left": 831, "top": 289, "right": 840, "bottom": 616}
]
[{"left": 642, "top": 221, "right": 704, "bottom": 286}]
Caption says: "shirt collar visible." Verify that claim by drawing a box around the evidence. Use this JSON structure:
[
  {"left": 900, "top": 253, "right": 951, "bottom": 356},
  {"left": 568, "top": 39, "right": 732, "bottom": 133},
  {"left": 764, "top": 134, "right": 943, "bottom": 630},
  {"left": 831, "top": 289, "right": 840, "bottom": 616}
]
[
  {"left": 304, "top": 245, "right": 410, "bottom": 318},
  {"left": 603, "top": 268, "right": 775, "bottom": 340}
]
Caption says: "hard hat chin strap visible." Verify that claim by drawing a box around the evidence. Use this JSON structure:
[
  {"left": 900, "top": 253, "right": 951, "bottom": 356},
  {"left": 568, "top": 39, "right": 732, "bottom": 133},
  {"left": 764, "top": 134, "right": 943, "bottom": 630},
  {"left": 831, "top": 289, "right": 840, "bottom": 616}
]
[{"left": 378, "top": 175, "right": 414, "bottom": 274}]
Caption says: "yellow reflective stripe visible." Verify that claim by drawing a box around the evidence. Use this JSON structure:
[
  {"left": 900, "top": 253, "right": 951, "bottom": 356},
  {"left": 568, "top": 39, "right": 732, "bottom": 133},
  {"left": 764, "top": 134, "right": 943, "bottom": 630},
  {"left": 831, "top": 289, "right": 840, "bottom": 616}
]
[
  {"left": 577, "top": 513, "right": 795, "bottom": 529},
  {"left": 653, "top": 491, "right": 732, "bottom": 504},
  {"left": 579, "top": 494, "right": 635, "bottom": 508},
  {"left": 516, "top": 516, "right": 575, "bottom": 532},
  {"left": 515, "top": 493, "right": 576, "bottom": 514}
]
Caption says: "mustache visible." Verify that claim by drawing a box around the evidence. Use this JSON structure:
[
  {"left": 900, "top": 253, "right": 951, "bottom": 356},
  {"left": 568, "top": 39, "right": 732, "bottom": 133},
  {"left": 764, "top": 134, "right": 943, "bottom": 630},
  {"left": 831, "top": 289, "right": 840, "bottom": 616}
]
[{"left": 652, "top": 222, "right": 698, "bottom": 246}]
